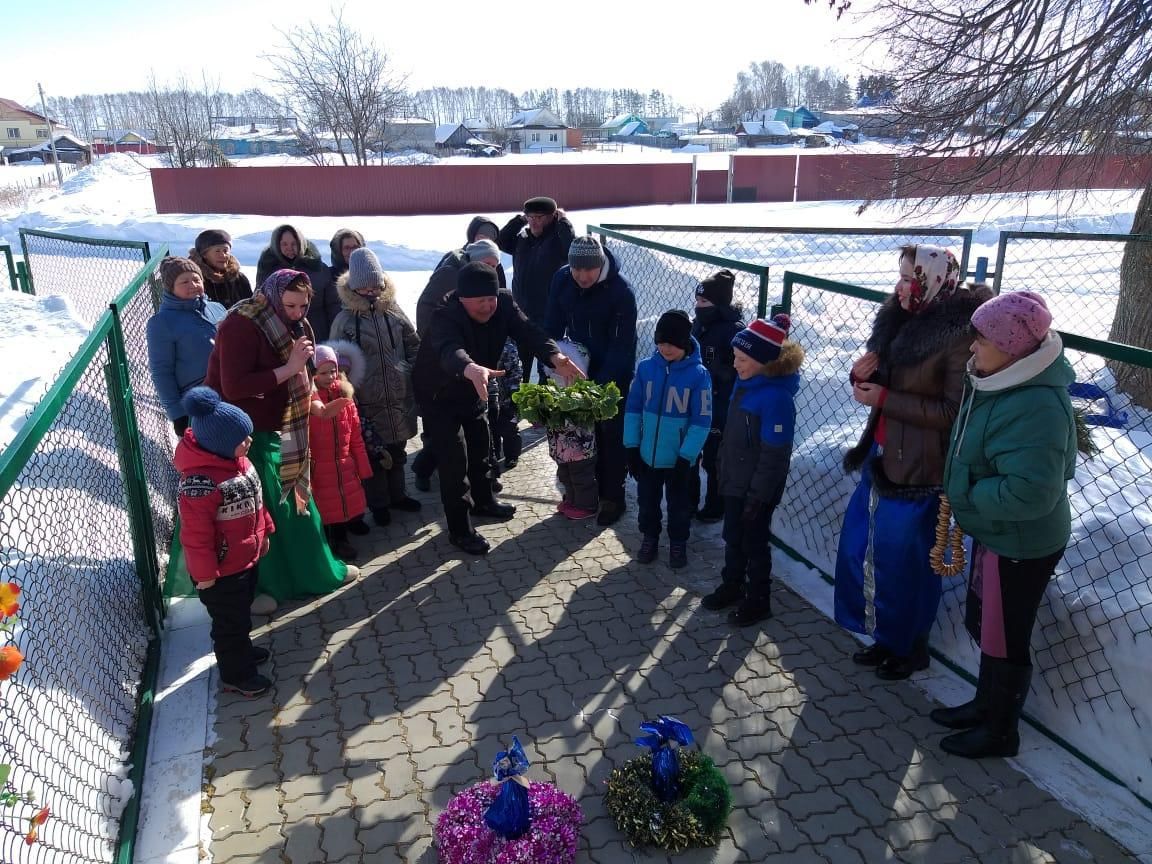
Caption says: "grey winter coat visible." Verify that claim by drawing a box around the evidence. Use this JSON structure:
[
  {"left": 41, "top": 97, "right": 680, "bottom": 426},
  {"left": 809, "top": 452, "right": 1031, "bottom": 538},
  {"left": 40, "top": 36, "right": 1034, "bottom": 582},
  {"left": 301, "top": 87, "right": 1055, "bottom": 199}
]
[{"left": 329, "top": 270, "right": 420, "bottom": 443}]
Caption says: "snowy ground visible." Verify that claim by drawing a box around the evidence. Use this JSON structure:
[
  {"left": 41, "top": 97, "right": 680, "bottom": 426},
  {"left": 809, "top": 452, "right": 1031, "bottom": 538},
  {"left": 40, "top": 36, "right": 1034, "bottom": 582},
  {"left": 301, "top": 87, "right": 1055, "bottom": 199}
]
[{"left": 1, "top": 151, "right": 1151, "bottom": 856}]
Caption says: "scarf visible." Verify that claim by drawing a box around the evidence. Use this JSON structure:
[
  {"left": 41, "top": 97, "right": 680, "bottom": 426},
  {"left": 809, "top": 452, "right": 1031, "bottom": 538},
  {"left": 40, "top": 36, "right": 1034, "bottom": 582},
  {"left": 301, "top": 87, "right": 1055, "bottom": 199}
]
[
  {"left": 233, "top": 275, "right": 313, "bottom": 513},
  {"left": 901, "top": 245, "right": 960, "bottom": 314}
]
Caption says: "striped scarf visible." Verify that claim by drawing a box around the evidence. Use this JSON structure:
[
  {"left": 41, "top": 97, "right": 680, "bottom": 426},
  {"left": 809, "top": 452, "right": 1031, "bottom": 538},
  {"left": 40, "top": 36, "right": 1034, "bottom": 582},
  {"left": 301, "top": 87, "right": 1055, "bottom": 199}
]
[{"left": 233, "top": 291, "right": 313, "bottom": 513}]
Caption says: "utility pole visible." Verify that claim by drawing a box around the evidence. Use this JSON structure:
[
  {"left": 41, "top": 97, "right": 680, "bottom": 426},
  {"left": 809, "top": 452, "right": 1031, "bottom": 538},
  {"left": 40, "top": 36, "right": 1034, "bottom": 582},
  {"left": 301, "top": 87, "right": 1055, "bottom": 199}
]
[{"left": 37, "top": 82, "right": 64, "bottom": 184}]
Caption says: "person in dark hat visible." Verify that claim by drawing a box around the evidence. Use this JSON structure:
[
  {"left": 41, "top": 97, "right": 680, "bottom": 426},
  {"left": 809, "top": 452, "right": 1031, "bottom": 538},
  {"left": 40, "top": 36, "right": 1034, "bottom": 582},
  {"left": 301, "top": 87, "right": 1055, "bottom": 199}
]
[
  {"left": 622, "top": 310, "right": 712, "bottom": 569},
  {"left": 690, "top": 269, "right": 746, "bottom": 521},
  {"left": 497, "top": 196, "right": 576, "bottom": 379},
  {"left": 146, "top": 256, "right": 227, "bottom": 435},
  {"left": 189, "top": 228, "right": 252, "bottom": 308},
  {"left": 544, "top": 233, "right": 638, "bottom": 526},
  {"left": 412, "top": 262, "right": 586, "bottom": 555}
]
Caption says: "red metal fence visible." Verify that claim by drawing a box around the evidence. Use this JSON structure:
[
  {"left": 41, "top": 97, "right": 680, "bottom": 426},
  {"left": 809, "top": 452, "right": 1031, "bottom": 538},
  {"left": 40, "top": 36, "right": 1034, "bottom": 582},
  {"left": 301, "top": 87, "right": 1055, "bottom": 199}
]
[{"left": 150, "top": 154, "right": 1152, "bottom": 216}]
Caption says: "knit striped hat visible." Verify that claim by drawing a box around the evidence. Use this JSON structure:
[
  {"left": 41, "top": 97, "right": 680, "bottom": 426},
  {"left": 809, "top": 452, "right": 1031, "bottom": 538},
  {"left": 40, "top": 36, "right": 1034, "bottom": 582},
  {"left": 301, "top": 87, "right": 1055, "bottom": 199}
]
[{"left": 732, "top": 314, "right": 791, "bottom": 364}]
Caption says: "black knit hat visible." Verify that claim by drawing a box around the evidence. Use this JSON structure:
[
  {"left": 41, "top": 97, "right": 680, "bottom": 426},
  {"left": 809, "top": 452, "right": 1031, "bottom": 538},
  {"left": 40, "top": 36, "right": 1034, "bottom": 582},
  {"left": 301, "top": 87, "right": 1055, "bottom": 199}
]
[
  {"left": 523, "top": 196, "right": 558, "bottom": 215},
  {"left": 456, "top": 262, "right": 501, "bottom": 298},
  {"left": 194, "top": 229, "right": 231, "bottom": 254},
  {"left": 696, "top": 269, "right": 735, "bottom": 307},
  {"left": 654, "top": 309, "right": 693, "bottom": 352}
]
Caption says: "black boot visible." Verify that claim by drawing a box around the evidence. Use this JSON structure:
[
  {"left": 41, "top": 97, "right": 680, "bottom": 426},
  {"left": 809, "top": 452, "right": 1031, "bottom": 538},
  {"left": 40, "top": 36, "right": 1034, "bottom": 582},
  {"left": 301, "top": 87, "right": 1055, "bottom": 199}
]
[
  {"left": 876, "top": 635, "right": 930, "bottom": 680},
  {"left": 931, "top": 653, "right": 998, "bottom": 729},
  {"left": 325, "top": 524, "right": 358, "bottom": 563},
  {"left": 702, "top": 580, "right": 742, "bottom": 611},
  {"left": 730, "top": 594, "right": 772, "bottom": 627},
  {"left": 941, "top": 663, "right": 1031, "bottom": 759}
]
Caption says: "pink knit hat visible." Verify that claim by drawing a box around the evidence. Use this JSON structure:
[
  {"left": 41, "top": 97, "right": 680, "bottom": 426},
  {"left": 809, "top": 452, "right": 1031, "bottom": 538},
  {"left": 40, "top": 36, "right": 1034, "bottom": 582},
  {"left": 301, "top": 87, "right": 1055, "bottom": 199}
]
[
  {"left": 313, "top": 344, "right": 339, "bottom": 370},
  {"left": 970, "top": 291, "right": 1053, "bottom": 358}
]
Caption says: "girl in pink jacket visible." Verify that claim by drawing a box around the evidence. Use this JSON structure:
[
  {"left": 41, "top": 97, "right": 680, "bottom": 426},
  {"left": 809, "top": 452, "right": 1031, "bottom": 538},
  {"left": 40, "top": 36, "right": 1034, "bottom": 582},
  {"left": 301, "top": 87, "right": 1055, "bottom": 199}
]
[{"left": 309, "top": 344, "right": 373, "bottom": 562}]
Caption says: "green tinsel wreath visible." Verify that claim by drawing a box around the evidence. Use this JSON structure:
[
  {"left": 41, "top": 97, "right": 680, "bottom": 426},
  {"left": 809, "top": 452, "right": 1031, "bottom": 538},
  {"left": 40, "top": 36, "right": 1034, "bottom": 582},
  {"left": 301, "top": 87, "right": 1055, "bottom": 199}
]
[{"left": 604, "top": 749, "right": 732, "bottom": 851}]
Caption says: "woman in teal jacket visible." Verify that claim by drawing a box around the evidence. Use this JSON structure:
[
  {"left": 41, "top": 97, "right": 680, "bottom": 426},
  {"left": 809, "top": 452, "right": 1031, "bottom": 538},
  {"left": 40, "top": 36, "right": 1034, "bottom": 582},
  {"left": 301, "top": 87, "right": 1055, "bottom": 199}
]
[{"left": 935, "top": 290, "right": 1077, "bottom": 759}]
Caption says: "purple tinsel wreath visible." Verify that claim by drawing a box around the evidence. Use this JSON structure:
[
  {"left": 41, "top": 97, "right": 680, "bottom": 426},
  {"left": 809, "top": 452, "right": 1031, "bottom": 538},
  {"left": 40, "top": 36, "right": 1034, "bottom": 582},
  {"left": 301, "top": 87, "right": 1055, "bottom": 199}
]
[{"left": 435, "top": 780, "right": 583, "bottom": 864}]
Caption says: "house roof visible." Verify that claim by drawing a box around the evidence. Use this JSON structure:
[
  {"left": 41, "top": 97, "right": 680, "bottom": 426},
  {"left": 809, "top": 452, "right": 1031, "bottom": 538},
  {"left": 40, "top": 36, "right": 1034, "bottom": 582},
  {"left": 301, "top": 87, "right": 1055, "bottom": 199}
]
[
  {"left": 6, "top": 132, "right": 90, "bottom": 153},
  {"left": 601, "top": 112, "right": 640, "bottom": 129},
  {"left": 507, "top": 108, "right": 566, "bottom": 129},
  {"left": 92, "top": 128, "right": 158, "bottom": 144},
  {"left": 618, "top": 121, "right": 644, "bottom": 136},
  {"left": 0, "top": 97, "right": 58, "bottom": 125},
  {"left": 739, "top": 120, "right": 792, "bottom": 137},
  {"left": 435, "top": 123, "right": 465, "bottom": 144},
  {"left": 389, "top": 116, "right": 434, "bottom": 127}
]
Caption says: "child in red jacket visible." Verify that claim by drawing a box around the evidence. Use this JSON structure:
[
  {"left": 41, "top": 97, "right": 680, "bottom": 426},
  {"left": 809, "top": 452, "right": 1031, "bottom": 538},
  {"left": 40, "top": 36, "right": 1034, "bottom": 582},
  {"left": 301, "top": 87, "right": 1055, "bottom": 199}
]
[
  {"left": 309, "top": 344, "right": 374, "bottom": 562},
  {"left": 176, "top": 387, "right": 275, "bottom": 697}
]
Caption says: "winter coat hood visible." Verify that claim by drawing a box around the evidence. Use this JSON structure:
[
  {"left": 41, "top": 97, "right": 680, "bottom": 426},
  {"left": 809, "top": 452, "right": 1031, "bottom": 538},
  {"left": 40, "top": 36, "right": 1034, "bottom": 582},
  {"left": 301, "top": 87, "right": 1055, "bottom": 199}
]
[
  {"left": 328, "top": 229, "right": 366, "bottom": 274},
  {"left": 467, "top": 216, "right": 499, "bottom": 244},
  {"left": 335, "top": 268, "right": 399, "bottom": 313},
  {"left": 322, "top": 339, "right": 367, "bottom": 388}
]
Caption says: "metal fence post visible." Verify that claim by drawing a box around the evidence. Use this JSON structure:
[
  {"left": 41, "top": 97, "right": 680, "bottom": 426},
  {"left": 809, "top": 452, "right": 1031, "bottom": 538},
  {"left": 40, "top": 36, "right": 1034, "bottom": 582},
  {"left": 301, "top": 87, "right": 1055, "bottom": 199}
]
[{"left": 105, "top": 306, "right": 165, "bottom": 635}]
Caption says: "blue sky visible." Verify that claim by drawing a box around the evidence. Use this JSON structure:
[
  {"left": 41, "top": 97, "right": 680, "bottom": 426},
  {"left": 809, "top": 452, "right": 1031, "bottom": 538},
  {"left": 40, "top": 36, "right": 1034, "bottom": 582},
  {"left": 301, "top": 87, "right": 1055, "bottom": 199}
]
[{"left": 2, "top": 0, "right": 875, "bottom": 111}]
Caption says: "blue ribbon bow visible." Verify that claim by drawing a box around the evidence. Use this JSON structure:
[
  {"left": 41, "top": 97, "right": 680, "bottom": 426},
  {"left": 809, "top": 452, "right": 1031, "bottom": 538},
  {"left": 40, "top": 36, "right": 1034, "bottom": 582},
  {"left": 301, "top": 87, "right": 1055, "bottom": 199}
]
[
  {"left": 635, "top": 716, "right": 694, "bottom": 802},
  {"left": 484, "top": 736, "right": 531, "bottom": 839}
]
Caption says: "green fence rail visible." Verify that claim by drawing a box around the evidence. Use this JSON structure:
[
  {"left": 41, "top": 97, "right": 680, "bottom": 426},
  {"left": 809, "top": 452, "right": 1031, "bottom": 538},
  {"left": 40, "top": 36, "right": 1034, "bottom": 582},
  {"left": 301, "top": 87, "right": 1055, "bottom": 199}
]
[
  {"left": 0, "top": 234, "right": 171, "bottom": 863},
  {"left": 595, "top": 223, "right": 974, "bottom": 306},
  {"left": 775, "top": 268, "right": 1152, "bottom": 804}
]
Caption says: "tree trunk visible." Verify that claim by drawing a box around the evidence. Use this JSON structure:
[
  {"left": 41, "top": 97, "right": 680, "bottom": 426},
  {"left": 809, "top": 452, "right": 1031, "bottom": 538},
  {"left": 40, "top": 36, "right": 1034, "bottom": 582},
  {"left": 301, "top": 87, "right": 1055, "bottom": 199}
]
[{"left": 1108, "top": 181, "right": 1152, "bottom": 409}]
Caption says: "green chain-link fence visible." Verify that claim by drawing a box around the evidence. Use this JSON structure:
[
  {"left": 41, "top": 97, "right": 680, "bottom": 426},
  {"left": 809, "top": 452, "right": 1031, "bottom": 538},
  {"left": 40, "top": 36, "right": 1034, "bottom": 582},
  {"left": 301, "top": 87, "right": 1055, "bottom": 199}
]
[
  {"left": 0, "top": 235, "right": 171, "bottom": 863},
  {"left": 1, "top": 244, "right": 31, "bottom": 294},
  {"left": 593, "top": 223, "right": 974, "bottom": 313},
  {"left": 995, "top": 231, "right": 1152, "bottom": 343}
]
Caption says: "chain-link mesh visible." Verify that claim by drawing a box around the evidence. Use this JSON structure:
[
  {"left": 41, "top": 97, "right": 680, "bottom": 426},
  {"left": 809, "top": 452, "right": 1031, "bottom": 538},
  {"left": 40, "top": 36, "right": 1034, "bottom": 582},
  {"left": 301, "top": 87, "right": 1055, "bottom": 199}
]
[
  {"left": 996, "top": 232, "right": 1152, "bottom": 343},
  {"left": 18, "top": 231, "right": 153, "bottom": 328},
  {"left": 0, "top": 333, "right": 153, "bottom": 862},
  {"left": 593, "top": 224, "right": 973, "bottom": 314},
  {"left": 0, "top": 235, "right": 167, "bottom": 862}
]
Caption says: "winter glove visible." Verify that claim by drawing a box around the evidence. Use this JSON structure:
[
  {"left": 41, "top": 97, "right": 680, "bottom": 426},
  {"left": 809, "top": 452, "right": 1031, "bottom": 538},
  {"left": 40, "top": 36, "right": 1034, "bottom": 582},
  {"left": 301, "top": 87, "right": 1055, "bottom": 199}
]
[
  {"left": 626, "top": 448, "right": 646, "bottom": 481},
  {"left": 741, "top": 497, "right": 765, "bottom": 523},
  {"left": 672, "top": 456, "right": 695, "bottom": 484}
]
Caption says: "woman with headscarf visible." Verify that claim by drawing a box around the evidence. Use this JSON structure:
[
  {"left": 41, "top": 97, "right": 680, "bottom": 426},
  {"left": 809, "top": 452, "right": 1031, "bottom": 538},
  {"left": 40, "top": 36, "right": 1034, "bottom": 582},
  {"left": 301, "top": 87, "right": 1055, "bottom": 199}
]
[
  {"left": 255, "top": 224, "right": 337, "bottom": 340},
  {"left": 834, "top": 246, "right": 990, "bottom": 680},
  {"left": 205, "top": 268, "right": 356, "bottom": 609}
]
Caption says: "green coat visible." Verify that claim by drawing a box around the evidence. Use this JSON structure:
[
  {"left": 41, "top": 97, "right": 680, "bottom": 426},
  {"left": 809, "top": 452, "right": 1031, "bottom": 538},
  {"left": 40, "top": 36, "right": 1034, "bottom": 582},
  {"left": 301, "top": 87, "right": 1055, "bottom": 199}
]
[{"left": 943, "top": 335, "right": 1077, "bottom": 559}]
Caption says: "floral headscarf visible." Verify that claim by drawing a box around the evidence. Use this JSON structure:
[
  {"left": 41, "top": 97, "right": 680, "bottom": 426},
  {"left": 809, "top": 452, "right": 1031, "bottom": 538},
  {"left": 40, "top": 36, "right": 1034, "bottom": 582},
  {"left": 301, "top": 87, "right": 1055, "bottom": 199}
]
[
  {"left": 259, "top": 268, "right": 312, "bottom": 323},
  {"left": 897, "top": 245, "right": 960, "bottom": 314}
]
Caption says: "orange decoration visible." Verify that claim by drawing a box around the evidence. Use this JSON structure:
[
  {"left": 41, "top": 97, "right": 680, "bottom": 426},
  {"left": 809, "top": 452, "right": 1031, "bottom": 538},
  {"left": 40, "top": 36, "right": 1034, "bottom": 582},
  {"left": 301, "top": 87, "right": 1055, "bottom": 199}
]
[
  {"left": 24, "top": 806, "right": 49, "bottom": 845},
  {"left": 0, "top": 645, "right": 24, "bottom": 680},
  {"left": 0, "top": 583, "right": 19, "bottom": 618}
]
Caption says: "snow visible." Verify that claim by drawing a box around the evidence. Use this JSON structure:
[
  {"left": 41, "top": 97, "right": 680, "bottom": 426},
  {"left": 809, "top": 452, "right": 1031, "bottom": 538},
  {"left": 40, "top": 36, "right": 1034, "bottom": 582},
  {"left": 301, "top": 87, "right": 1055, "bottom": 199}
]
[{"left": 2, "top": 149, "right": 1151, "bottom": 857}]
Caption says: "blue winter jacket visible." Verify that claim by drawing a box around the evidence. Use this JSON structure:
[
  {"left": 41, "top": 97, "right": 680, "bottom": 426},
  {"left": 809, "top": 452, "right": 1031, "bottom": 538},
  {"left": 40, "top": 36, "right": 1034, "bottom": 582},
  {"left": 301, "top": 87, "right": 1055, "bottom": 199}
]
[
  {"left": 543, "top": 248, "right": 638, "bottom": 390},
  {"left": 623, "top": 338, "right": 713, "bottom": 468},
  {"left": 146, "top": 292, "right": 227, "bottom": 420}
]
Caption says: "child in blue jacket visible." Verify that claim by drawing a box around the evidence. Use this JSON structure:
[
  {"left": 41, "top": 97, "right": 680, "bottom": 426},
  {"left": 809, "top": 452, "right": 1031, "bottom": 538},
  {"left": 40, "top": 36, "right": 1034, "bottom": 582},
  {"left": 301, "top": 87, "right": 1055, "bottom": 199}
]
[
  {"left": 701, "top": 314, "right": 802, "bottom": 627},
  {"left": 623, "top": 310, "right": 712, "bottom": 569}
]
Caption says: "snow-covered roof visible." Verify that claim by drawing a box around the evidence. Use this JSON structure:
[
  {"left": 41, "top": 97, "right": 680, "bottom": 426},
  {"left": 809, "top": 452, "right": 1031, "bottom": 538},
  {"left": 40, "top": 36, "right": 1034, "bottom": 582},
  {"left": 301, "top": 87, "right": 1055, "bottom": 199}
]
[
  {"left": 211, "top": 124, "right": 298, "bottom": 142},
  {"left": 507, "top": 108, "right": 565, "bottom": 128},
  {"left": 740, "top": 120, "right": 792, "bottom": 137},
  {"left": 618, "top": 121, "right": 643, "bottom": 136},
  {"left": 435, "top": 123, "right": 463, "bottom": 144},
  {"left": 389, "top": 117, "right": 434, "bottom": 127},
  {"left": 91, "top": 129, "right": 158, "bottom": 144},
  {"left": 601, "top": 112, "right": 638, "bottom": 129}
]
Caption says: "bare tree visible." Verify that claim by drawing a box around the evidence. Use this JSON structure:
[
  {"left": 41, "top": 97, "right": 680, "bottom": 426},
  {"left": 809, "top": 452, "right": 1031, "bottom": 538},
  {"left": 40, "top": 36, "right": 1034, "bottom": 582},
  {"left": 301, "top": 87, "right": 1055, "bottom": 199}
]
[
  {"left": 265, "top": 10, "right": 408, "bottom": 166},
  {"left": 148, "top": 74, "right": 228, "bottom": 167},
  {"left": 819, "top": 0, "right": 1152, "bottom": 406}
]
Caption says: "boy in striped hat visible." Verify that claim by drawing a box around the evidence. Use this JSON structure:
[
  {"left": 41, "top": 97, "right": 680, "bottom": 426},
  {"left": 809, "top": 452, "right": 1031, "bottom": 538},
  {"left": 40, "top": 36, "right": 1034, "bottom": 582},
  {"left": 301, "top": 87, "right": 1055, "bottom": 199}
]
[{"left": 702, "top": 314, "right": 803, "bottom": 627}]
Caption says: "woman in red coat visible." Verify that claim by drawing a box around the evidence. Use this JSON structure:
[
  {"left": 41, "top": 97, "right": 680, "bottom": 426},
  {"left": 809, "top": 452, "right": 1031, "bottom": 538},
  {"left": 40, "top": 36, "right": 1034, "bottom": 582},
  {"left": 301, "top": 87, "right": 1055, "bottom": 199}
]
[{"left": 309, "top": 343, "right": 373, "bottom": 562}]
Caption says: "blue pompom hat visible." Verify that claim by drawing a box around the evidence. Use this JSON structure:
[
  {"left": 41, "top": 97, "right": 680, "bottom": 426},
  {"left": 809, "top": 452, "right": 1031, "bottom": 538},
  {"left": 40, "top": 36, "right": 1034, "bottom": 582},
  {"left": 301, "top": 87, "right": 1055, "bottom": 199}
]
[{"left": 183, "top": 386, "right": 253, "bottom": 458}]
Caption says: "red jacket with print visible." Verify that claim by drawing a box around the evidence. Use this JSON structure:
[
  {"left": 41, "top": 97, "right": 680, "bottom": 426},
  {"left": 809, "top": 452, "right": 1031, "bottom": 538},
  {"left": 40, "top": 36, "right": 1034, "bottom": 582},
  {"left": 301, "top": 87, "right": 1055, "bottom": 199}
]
[{"left": 175, "top": 432, "right": 274, "bottom": 584}]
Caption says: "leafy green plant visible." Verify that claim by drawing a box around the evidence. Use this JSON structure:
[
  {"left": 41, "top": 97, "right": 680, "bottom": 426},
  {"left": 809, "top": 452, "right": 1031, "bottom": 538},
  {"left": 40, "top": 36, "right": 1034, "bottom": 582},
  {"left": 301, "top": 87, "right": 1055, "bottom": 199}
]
[{"left": 511, "top": 380, "right": 621, "bottom": 430}]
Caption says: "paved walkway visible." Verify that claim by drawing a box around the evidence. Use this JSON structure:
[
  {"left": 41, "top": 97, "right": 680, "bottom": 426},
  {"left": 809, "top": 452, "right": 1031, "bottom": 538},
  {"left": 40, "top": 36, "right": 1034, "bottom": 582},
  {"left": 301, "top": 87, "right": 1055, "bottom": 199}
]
[{"left": 201, "top": 433, "right": 1140, "bottom": 863}]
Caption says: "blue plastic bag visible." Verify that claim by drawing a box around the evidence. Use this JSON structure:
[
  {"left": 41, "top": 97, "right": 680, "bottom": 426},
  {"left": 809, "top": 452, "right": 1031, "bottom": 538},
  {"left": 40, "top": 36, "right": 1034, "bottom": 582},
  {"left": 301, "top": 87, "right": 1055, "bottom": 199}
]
[
  {"left": 483, "top": 736, "right": 531, "bottom": 839},
  {"left": 635, "top": 716, "right": 694, "bottom": 802}
]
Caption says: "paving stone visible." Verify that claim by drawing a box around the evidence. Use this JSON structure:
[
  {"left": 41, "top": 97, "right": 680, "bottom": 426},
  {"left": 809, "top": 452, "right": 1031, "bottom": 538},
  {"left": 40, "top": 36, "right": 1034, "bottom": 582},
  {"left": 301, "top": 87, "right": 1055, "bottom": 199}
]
[
  {"left": 283, "top": 819, "right": 322, "bottom": 864},
  {"left": 320, "top": 807, "right": 363, "bottom": 862}
]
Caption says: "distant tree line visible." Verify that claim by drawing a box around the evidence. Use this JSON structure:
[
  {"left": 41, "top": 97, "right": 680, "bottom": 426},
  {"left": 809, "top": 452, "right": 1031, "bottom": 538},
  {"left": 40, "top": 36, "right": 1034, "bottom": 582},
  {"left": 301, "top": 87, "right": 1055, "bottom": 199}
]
[
  {"left": 716, "top": 61, "right": 869, "bottom": 124},
  {"left": 410, "top": 87, "right": 683, "bottom": 131}
]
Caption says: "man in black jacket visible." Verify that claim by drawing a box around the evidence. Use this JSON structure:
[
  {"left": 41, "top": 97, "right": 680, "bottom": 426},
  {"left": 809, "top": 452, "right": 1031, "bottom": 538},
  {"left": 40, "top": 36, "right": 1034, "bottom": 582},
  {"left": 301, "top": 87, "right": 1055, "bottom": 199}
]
[
  {"left": 498, "top": 196, "right": 575, "bottom": 380},
  {"left": 413, "top": 263, "right": 584, "bottom": 555}
]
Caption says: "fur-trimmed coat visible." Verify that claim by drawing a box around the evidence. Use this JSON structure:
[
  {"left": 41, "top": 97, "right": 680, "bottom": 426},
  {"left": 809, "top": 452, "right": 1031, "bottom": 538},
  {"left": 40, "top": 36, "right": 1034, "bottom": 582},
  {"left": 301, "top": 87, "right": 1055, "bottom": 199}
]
[
  {"left": 717, "top": 341, "right": 804, "bottom": 503},
  {"left": 189, "top": 249, "right": 252, "bottom": 309},
  {"left": 309, "top": 372, "right": 372, "bottom": 525},
  {"left": 328, "top": 270, "right": 420, "bottom": 443},
  {"left": 843, "top": 287, "right": 992, "bottom": 497}
]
